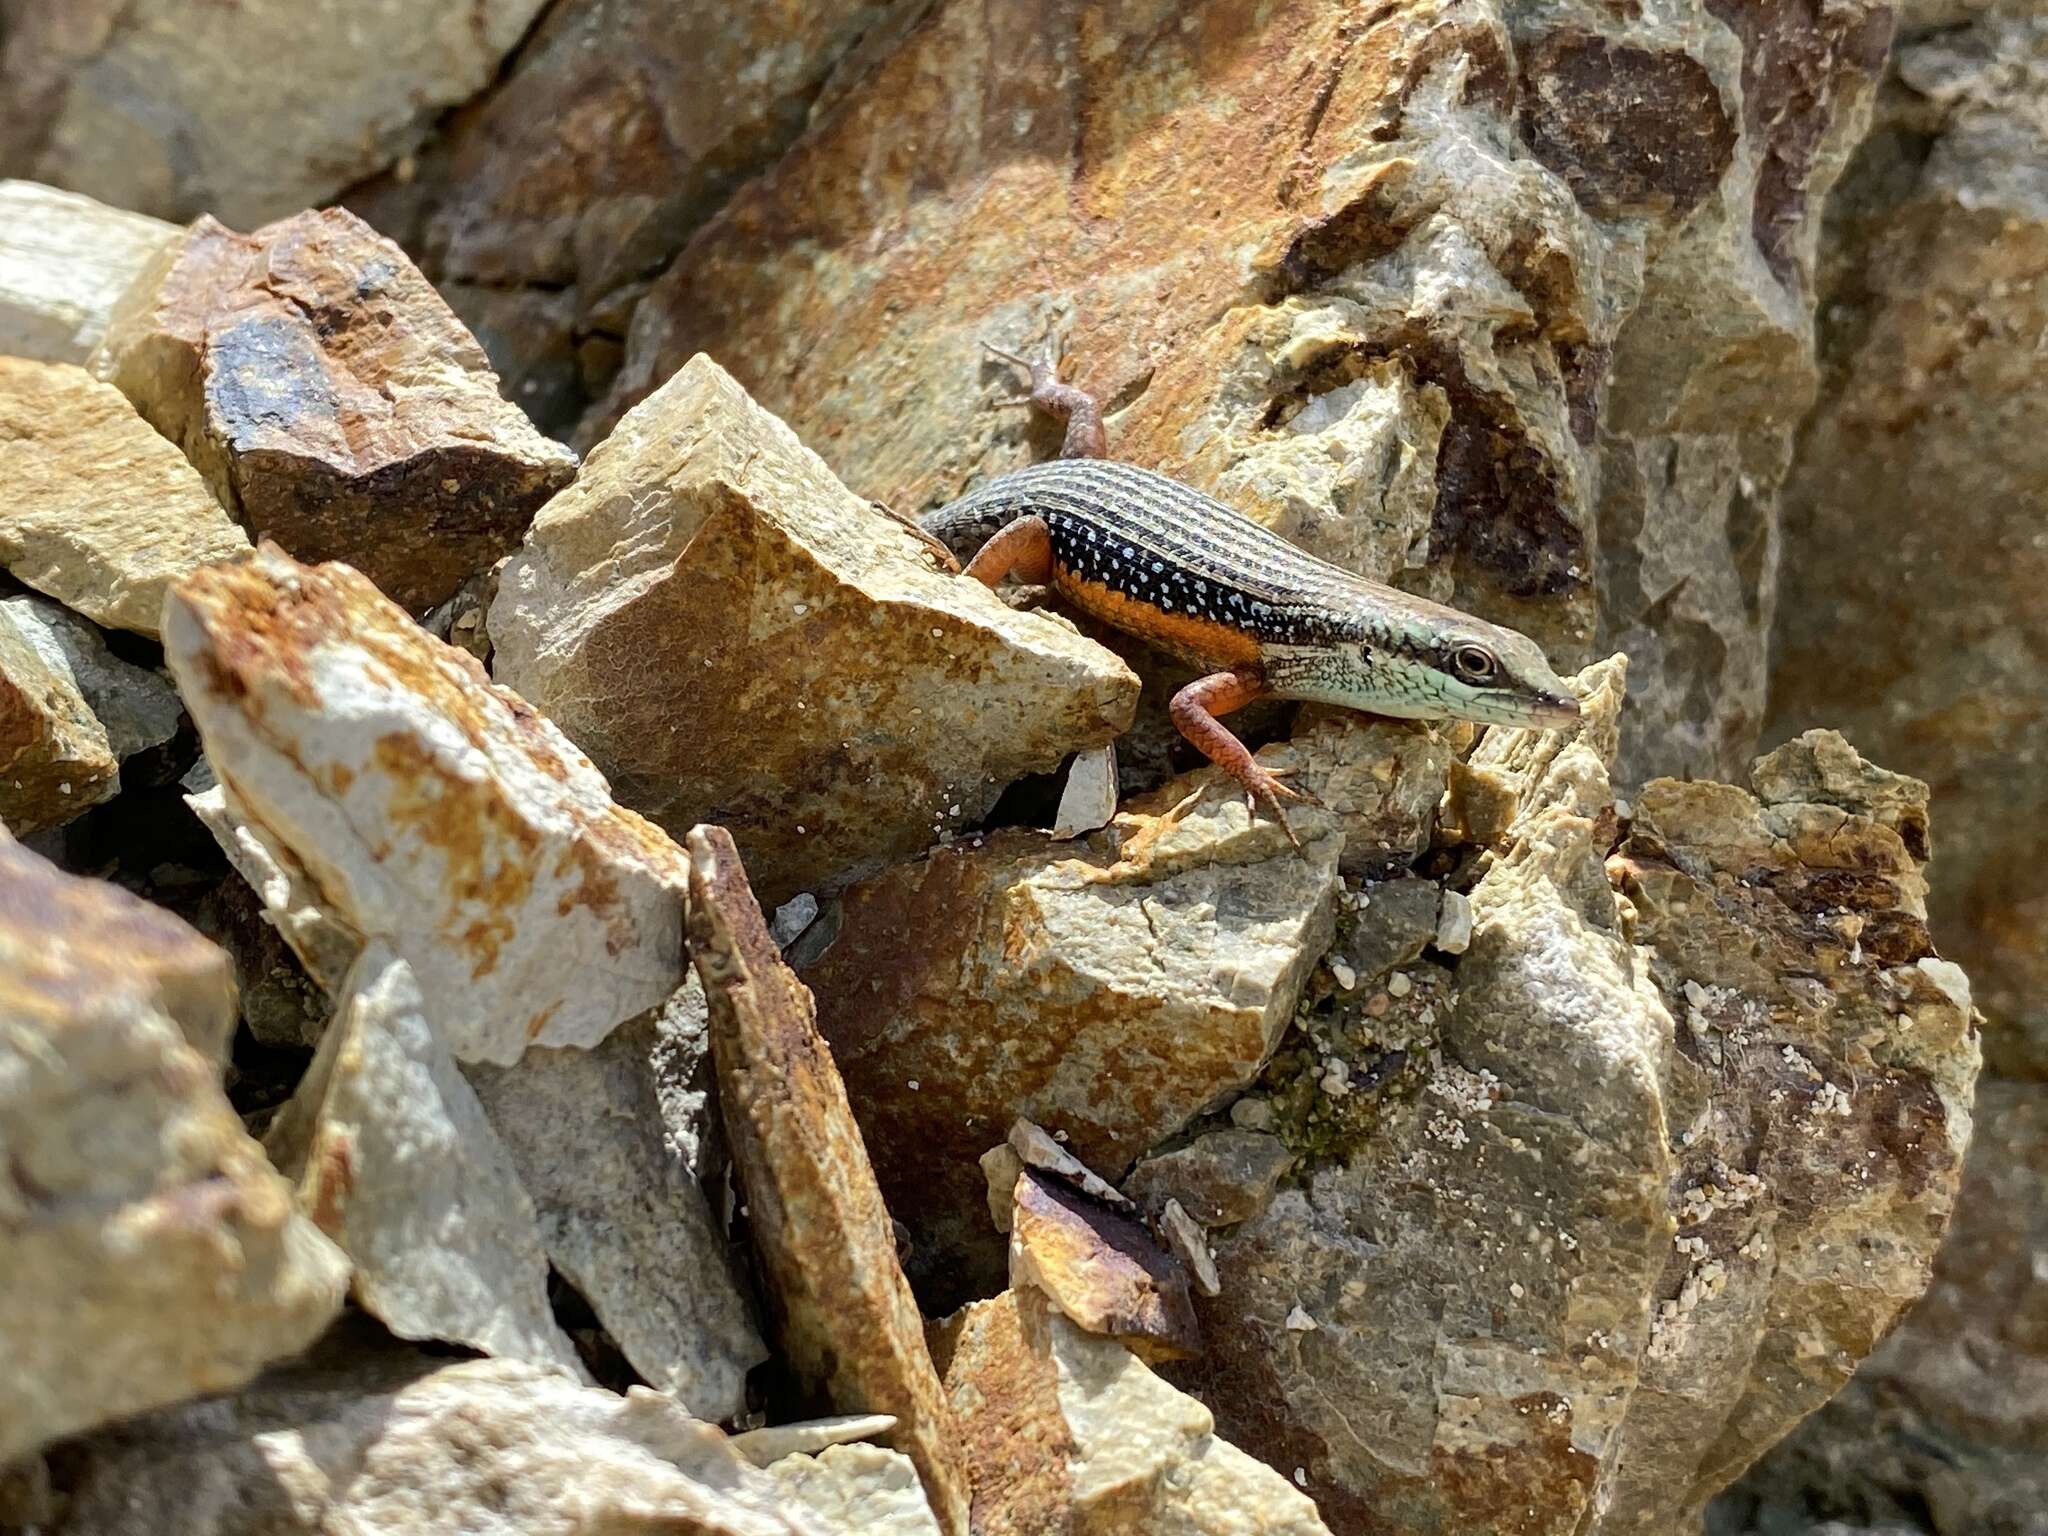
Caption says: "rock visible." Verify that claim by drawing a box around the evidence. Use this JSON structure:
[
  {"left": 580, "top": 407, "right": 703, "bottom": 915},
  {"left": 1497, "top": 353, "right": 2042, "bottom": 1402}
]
[
  {"left": 0, "top": 357, "right": 248, "bottom": 638},
  {"left": 1005, "top": 1118, "right": 1135, "bottom": 1212},
  {"left": 186, "top": 876, "right": 329, "bottom": 1051},
  {"left": 763, "top": 1442, "right": 944, "bottom": 1536},
  {"left": 933, "top": 1288, "right": 1332, "bottom": 1536},
  {"left": 1167, "top": 666, "right": 1978, "bottom": 1532},
  {"left": 1123, "top": 1129, "right": 1296, "bottom": 1231},
  {"left": 1268, "top": 714, "right": 1459, "bottom": 880},
  {"left": 1160, "top": 1200, "right": 1222, "bottom": 1298},
  {"left": 1764, "top": 15, "right": 2048, "bottom": 1076},
  {"left": 0, "top": 2, "right": 553, "bottom": 227},
  {"left": 1008, "top": 1168, "right": 1201, "bottom": 1364},
  {"left": 0, "top": 180, "right": 179, "bottom": 364},
  {"left": 0, "top": 596, "right": 121, "bottom": 834},
  {"left": 489, "top": 355, "right": 1138, "bottom": 908},
  {"left": 1710, "top": 1077, "right": 2047, "bottom": 1536},
  {"left": 47, "top": 1326, "right": 836, "bottom": 1536},
  {"left": 1051, "top": 743, "right": 1120, "bottom": 841},
  {"left": 731, "top": 1414, "right": 899, "bottom": 1467},
  {"left": 980, "top": 1143, "right": 1024, "bottom": 1236},
  {"left": 1327, "top": 875, "right": 1443, "bottom": 987},
  {"left": 262, "top": 944, "right": 586, "bottom": 1379},
  {"left": 94, "top": 209, "right": 577, "bottom": 613},
  {"left": 345, "top": 0, "right": 915, "bottom": 434},
  {"left": 463, "top": 998, "right": 768, "bottom": 1420},
  {"left": 804, "top": 756, "right": 1340, "bottom": 1303},
  {"left": 163, "top": 543, "right": 691, "bottom": 1066},
  {"left": 0, "top": 834, "right": 348, "bottom": 1463},
  {"left": 2, "top": 594, "right": 183, "bottom": 761},
  {"left": 685, "top": 824, "right": 973, "bottom": 1536}
]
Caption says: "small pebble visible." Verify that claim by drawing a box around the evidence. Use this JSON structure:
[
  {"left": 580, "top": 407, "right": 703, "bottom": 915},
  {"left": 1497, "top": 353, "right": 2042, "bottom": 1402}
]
[{"left": 1285, "top": 1304, "right": 1317, "bottom": 1332}]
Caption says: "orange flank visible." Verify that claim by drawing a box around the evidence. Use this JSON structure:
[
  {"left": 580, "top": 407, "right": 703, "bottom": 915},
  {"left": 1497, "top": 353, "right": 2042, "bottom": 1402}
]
[{"left": 1053, "top": 568, "right": 1262, "bottom": 669}]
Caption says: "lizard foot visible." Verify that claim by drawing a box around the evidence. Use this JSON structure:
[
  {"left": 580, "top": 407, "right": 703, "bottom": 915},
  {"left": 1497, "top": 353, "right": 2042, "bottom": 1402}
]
[{"left": 1233, "top": 763, "right": 1317, "bottom": 856}]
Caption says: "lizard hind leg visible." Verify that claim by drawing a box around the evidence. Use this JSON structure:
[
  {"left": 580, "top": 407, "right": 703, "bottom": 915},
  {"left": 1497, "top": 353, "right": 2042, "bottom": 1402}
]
[
  {"left": 962, "top": 515, "right": 1056, "bottom": 588},
  {"left": 980, "top": 339, "right": 1107, "bottom": 460},
  {"left": 1167, "top": 668, "right": 1320, "bottom": 855}
]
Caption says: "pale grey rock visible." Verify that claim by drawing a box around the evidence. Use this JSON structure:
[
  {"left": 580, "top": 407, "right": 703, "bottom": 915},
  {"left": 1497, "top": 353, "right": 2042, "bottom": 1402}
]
[
  {"left": 463, "top": 1003, "right": 767, "bottom": 1421},
  {"left": 731, "top": 1414, "right": 898, "bottom": 1467},
  {"left": 263, "top": 945, "right": 586, "bottom": 1379},
  {"left": 1160, "top": 1200, "right": 1221, "bottom": 1298},
  {"left": 0, "top": 181, "right": 177, "bottom": 364},
  {"left": 1123, "top": 1129, "right": 1296, "bottom": 1230},
  {"left": 763, "top": 1442, "right": 943, "bottom": 1536},
  {"left": 1051, "top": 743, "right": 1120, "bottom": 841}
]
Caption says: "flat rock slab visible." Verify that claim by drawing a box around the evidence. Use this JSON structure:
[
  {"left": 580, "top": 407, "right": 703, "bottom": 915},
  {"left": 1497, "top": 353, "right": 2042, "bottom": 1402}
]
[
  {"left": 163, "top": 542, "right": 690, "bottom": 1066},
  {"left": 0, "top": 834, "right": 349, "bottom": 1464},
  {"left": 263, "top": 944, "right": 586, "bottom": 1379},
  {"left": 490, "top": 354, "right": 1138, "bottom": 908},
  {"left": 803, "top": 773, "right": 1340, "bottom": 1303},
  {"left": 48, "top": 1327, "right": 835, "bottom": 1536},
  {"left": 95, "top": 208, "right": 576, "bottom": 613},
  {"left": 0, "top": 357, "right": 248, "bottom": 638},
  {"left": 0, "top": 180, "right": 179, "bottom": 364},
  {"left": 686, "top": 824, "right": 973, "bottom": 1536}
]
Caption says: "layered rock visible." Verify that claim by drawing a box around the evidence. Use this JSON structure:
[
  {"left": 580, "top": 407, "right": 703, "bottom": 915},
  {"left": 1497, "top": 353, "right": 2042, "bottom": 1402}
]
[
  {"left": 687, "top": 824, "right": 973, "bottom": 1536},
  {"left": 490, "top": 355, "right": 1138, "bottom": 907},
  {"left": 0, "top": 597, "right": 121, "bottom": 833},
  {"left": 163, "top": 543, "right": 690, "bottom": 1066},
  {"left": 0, "top": 357, "right": 248, "bottom": 637},
  {"left": 0, "top": 180, "right": 178, "bottom": 364},
  {"left": 94, "top": 208, "right": 576, "bottom": 613},
  {"left": 0, "top": 834, "right": 349, "bottom": 1464},
  {"left": 0, "top": 1, "right": 553, "bottom": 227}
]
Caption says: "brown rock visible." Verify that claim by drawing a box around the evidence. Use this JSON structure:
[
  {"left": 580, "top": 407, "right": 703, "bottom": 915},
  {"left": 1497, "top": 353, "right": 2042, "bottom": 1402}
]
[
  {"left": 928, "top": 1290, "right": 1075, "bottom": 1536},
  {"left": 1009, "top": 1169, "right": 1201, "bottom": 1364},
  {"left": 1123, "top": 1129, "right": 1296, "bottom": 1230},
  {"left": 0, "top": 356, "right": 248, "bottom": 637},
  {"left": 0, "top": 595, "right": 120, "bottom": 835},
  {"left": 489, "top": 354, "right": 1138, "bottom": 908},
  {"left": 685, "top": 823, "right": 973, "bottom": 1536},
  {"left": 805, "top": 760, "right": 1340, "bottom": 1304},
  {"left": 94, "top": 208, "right": 576, "bottom": 613}
]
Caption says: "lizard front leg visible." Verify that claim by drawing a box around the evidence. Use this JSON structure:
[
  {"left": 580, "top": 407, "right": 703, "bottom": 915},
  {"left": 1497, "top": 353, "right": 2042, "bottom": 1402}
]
[
  {"left": 982, "top": 342, "right": 1107, "bottom": 460},
  {"left": 1168, "top": 668, "right": 1316, "bottom": 853}
]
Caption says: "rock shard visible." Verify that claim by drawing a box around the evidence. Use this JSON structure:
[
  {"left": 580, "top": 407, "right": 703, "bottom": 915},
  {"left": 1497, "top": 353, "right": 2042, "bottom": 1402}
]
[
  {"left": 163, "top": 542, "right": 690, "bottom": 1066},
  {"left": 686, "top": 823, "right": 973, "bottom": 1536}
]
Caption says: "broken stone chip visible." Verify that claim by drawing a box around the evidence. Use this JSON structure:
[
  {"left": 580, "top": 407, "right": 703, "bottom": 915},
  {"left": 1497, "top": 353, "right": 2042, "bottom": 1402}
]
[{"left": 1008, "top": 1168, "right": 1202, "bottom": 1363}]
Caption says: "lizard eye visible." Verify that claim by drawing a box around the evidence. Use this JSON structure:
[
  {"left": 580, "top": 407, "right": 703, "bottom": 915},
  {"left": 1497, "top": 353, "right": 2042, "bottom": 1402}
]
[{"left": 1451, "top": 645, "right": 1499, "bottom": 684}]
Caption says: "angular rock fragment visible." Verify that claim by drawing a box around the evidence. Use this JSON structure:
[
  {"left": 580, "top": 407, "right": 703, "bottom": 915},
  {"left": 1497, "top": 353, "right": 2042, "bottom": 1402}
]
[
  {"left": 732, "top": 1414, "right": 899, "bottom": 1467},
  {"left": 164, "top": 543, "right": 689, "bottom": 1065},
  {"left": 263, "top": 944, "right": 585, "bottom": 1378},
  {"left": 0, "top": 180, "right": 178, "bottom": 364},
  {"left": 0, "top": 597, "right": 121, "bottom": 834},
  {"left": 1123, "top": 1129, "right": 1296, "bottom": 1230},
  {"left": 805, "top": 766, "right": 1339, "bottom": 1301},
  {"left": 686, "top": 824, "right": 973, "bottom": 1536},
  {"left": 491, "top": 355, "right": 1138, "bottom": 907},
  {"left": 0, "top": 3, "right": 554, "bottom": 227},
  {"left": 3, "top": 594, "right": 183, "bottom": 762},
  {"left": 95, "top": 209, "right": 576, "bottom": 612},
  {"left": 49, "top": 1325, "right": 834, "bottom": 1536},
  {"left": 0, "top": 357, "right": 248, "bottom": 638},
  {"left": 0, "top": 835, "right": 348, "bottom": 1463},
  {"left": 463, "top": 998, "right": 767, "bottom": 1420},
  {"left": 763, "top": 1442, "right": 945, "bottom": 1536},
  {"left": 933, "top": 1289, "right": 1330, "bottom": 1536},
  {"left": 1008, "top": 1169, "right": 1201, "bottom": 1363}
]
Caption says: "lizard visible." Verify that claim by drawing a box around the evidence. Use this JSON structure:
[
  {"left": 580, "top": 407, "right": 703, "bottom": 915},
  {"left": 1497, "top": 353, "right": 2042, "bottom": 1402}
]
[{"left": 919, "top": 343, "right": 1583, "bottom": 849}]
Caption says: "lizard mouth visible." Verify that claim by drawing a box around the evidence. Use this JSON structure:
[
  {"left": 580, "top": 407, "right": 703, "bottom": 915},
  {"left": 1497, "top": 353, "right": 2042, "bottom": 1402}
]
[{"left": 1527, "top": 694, "right": 1582, "bottom": 728}]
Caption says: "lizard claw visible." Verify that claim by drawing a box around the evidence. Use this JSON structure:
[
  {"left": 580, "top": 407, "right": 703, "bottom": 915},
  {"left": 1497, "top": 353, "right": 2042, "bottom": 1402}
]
[{"left": 1236, "top": 764, "right": 1311, "bottom": 855}]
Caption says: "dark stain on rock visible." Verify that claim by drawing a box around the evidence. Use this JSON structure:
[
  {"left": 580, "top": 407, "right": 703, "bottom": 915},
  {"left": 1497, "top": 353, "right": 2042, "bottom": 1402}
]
[{"left": 1517, "top": 32, "right": 1736, "bottom": 222}]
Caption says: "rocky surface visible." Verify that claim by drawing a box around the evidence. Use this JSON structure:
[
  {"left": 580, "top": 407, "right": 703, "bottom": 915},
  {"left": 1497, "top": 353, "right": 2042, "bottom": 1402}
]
[
  {"left": 0, "top": 356, "right": 248, "bottom": 637},
  {"left": 1007, "top": 1167, "right": 1202, "bottom": 1364},
  {"left": 687, "top": 823, "right": 972, "bottom": 1536},
  {"left": 0, "top": 1, "right": 553, "bottom": 228},
  {"left": 0, "top": 833, "right": 349, "bottom": 1464},
  {"left": 93, "top": 208, "right": 576, "bottom": 613},
  {"left": 490, "top": 354, "right": 1139, "bottom": 907},
  {"left": 163, "top": 543, "right": 691, "bottom": 1066},
  {"left": 0, "top": 180, "right": 177, "bottom": 364}
]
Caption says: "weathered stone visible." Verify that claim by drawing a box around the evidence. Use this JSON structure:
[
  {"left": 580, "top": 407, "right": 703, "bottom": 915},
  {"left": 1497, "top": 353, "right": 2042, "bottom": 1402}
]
[
  {"left": 263, "top": 944, "right": 585, "bottom": 1379},
  {"left": 0, "top": 834, "right": 348, "bottom": 1463},
  {"left": 490, "top": 355, "right": 1138, "bottom": 908},
  {"left": 0, "top": 2, "right": 553, "bottom": 227},
  {"left": 763, "top": 1442, "right": 944, "bottom": 1536},
  {"left": 1168, "top": 666, "right": 1978, "bottom": 1533},
  {"left": 1009, "top": 1169, "right": 1201, "bottom": 1364},
  {"left": 1051, "top": 743, "right": 1120, "bottom": 841},
  {"left": 934, "top": 1289, "right": 1331, "bottom": 1536},
  {"left": 0, "top": 596, "right": 120, "bottom": 834},
  {"left": 1327, "top": 875, "right": 1443, "bottom": 988},
  {"left": 463, "top": 999, "right": 767, "bottom": 1420},
  {"left": 164, "top": 543, "right": 690, "bottom": 1066},
  {"left": 0, "top": 357, "right": 248, "bottom": 638},
  {"left": 1006, "top": 1118, "right": 1135, "bottom": 1213},
  {"left": 686, "top": 824, "right": 973, "bottom": 1536},
  {"left": 732, "top": 1414, "right": 898, "bottom": 1467},
  {"left": 1160, "top": 1201, "right": 1221, "bottom": 1298},
  {"left": 1765, "top": 16, "right": 2048, "bottom": 1077},
  {"left": 95, "top": 209, "right": 576, "bottom": 613},
  {"left": 3, "top": 594, "right": 183, "bottom": 763},
  {"left": 346, "top": 0, "right": 915, "bottom": 434},
  {"left": 48, "top": 1325, "right": 835, "bottom": 1536},
  {"left": 1123, "top": 1129, "right": 1296, "bottom": 1231},
  {"left": 0, "top": 180, "right": 178, "bottom": 364},
  {"left": 805, "top": 756, "right": 1340, "bottom": 1303}
]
